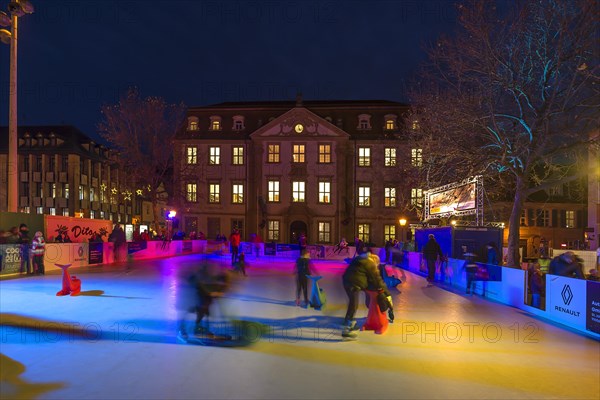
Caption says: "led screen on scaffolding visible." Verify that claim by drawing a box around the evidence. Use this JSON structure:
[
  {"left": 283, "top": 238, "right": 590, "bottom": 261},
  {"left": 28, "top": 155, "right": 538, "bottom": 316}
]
[{"left": 428, "top": 181, "right": 476, "bottom": 216}]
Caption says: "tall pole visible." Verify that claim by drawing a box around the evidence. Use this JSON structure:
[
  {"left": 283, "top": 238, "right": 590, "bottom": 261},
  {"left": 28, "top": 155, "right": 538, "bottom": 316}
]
[{"left": 7, "top": 13, "right": 17, "bottom": 212}]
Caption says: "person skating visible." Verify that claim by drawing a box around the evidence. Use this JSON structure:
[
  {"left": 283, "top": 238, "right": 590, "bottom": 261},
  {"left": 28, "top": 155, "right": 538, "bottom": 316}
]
[
  {"left": 422, "top": 234, "right": 444, "bottom": 284},
  {"left": 294, "top": 250, "right": 313, "bottom": 307},
  {"left": 341, "top": 249, "right": 392, "bottom": 338}
]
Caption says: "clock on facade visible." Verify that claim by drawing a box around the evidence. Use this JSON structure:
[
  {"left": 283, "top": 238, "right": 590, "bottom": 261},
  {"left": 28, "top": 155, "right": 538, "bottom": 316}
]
[{"left": 294, "top": 123, "right": 304, "bottom": 133}]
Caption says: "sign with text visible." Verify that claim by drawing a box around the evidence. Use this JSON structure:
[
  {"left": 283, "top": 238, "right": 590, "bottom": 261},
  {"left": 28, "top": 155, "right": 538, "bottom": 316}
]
[
  {"left": 88, "top": 242, "right": 104, "bottom": 265},
  {"left": 264, "top": 242, "right": 276, "bottom": 256},
  {"left": 586, "top": 280, "right": 600, "bottom": 335},
  {"left": 546, "top": 275, "right": 587, "bottom": 330},
  {"left": 128, "top": 241, "right": 148, "bottom": 254},
  {"left": 45, "top": 215, "right": 112, "bottom": 243},
  {"left": 0, "top": 245, "right": 22, "bottom": 275}
]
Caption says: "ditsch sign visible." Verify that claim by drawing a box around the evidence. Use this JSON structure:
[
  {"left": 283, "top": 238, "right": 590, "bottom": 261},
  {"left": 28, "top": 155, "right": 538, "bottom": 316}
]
[{"left": 45, "top": 215, "right": 113, "bottom": 243}]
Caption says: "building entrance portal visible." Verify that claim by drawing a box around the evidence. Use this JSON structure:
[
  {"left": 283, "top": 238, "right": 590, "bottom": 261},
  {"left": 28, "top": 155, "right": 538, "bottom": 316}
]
[{"left": 290, "top": 221, "right": 307, "bottom": 244}]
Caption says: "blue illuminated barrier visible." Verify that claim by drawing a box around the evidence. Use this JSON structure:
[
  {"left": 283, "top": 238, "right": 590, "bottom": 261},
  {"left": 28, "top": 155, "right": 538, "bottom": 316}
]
[{"left": 402, "top": 252, "right": 600, "bottom": 339}]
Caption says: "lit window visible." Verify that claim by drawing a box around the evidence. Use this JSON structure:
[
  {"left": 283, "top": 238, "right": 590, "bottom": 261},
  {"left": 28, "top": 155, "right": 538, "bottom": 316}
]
[
  {"left": 186, "top": 146, "right": 198, "bottom": 164},
  {"left": 411, "top": 149, "right": 423, "bottom": 167},
  {"left": 36, "top": 207, "right": 43, "bottom": 214},
  {"left": 385, "top": 114, "right": 397, "bottom": 130},
  {"left": 318, "top": 222, "right": 331, "bottom": 243},
  {"left": 411, "top": 188, "right": 423, "bottom": 206},
  {"left": 186, "top": 183, "right": 197, "bottom": 202},
  {"left": 358, "top": 186, "right": 370, "bottom": 206},
  {"left": 209, "top": 147, "right": 220, "bottom": 165},
  {"left": 90, "top": 210, "right": 95, "bottom": 219},
  {"left": 384, "top": 225, "right": 396, "bottom": 243},
  {"left": 319, "top": 144, "right": 331, "bottom": 163},
  {"left": 268, "top": 180, "right": 280, "bottom": 202},
  {"left": 49, "top": 208, "right": 56, "bottom": 216},
  {"left": 62, "top": 208, "right": 69, "bottom": 217},
  {"left": 90, "top": 187, "right": 95, "bottom": 202},
  {"left": 209, "top": 183, "right": 220, "bottom": 203},
  {"left": 293, "top": 144, "right": 305, "bottom": 163},
  {"left": 79, "top": 185, "right": 84, "bottom": 200},
  {"left": 358, "top": 147, "right": 371, "bottom": 167},
  {"left": 292, "top": 181, "right": 305, "bottom": 202},
  {"left": 187, "top": 117, "right": 199, "bottom": 131},
  {"left": 232, "top": 146, "right": 244, "bottom": 165},
  {"left": 319, "top": 181, "right": 331, "bottom": 203},
  {"left": 64, "top": 184, "right": 69, "bottom": 199},
  {"left": 232, "top": 183, "right": 244, "bottom": 204},
  {"left": 384, "top": 148, "right": 396, "bottom": 166},
  {"left": 209, "top": 116, "right": 221, "bottom": 131},
  {"left": 358, "top": 223, "right": 370, "bottom": 243},
  {"left": 565, "top": 210, "right": 575, "bottom": 228},
  {"left": 384, "top": 187, "right": 396, "bottom": 207},
  {"left": 412, "top": 120, "right": 419, "bottom": 130},
  {"left": 51, "top": 183, "right": 56, "bottom": 198},
  {"left": 267, "top": 144, "right": 280, "bottom": 163},
  {"left": 268, "top": 220, "right": 280, "bottom": 241},
  {"left": 357, "top": 114, "right": 371, "bottom": 130}
]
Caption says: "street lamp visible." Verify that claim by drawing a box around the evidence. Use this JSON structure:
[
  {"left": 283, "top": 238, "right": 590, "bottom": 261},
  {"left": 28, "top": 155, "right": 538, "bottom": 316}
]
[
  {"left": 0, "top": 1, "right": 34, "bottom": 212},
  {"left": 399, "top": 218, "right": 407, "bottom": 241}
]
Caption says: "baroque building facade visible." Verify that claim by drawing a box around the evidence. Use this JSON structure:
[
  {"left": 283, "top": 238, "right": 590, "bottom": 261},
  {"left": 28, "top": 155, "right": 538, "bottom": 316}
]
[{"left": 174, "top": 98, "right": 420, "bottom": 246}]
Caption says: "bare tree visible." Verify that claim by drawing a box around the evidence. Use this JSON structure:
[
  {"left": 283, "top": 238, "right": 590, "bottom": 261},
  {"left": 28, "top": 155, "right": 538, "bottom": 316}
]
[
  {"left": 407, "top": 0, "right": 599, "bottom": 266},
  {"left": 98, "top": 88, "right": 186, "bottom": 232}
]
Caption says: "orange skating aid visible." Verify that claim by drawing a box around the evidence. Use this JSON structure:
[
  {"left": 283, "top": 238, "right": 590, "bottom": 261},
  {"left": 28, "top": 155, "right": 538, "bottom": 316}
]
[
  {"left": 70, "top": 276, "right": 81, "bottom": 296},
  {"left": 362, "top": 290, "right": 389, "bottom": 334}
]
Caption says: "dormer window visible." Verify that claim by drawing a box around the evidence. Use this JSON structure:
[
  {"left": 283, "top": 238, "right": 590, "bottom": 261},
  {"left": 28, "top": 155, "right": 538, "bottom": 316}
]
[
  {"left": 357, "top": 114, "right": 371, "bottom": 130},
  {"left": 187, "top": 116, "right": 199, "bottom": 131},
  {"left": 232, "top": 115, "right": 245, "bottom": 131},
  {"left": 384, "top": 114, "right": 398, "bottom": 130},
  {"left": 209, "top": 116, "right": 222, "bottom": 131}
]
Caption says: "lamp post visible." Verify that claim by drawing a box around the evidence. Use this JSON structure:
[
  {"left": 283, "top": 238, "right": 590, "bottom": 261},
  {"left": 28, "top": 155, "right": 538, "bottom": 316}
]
[
  {"left": 399, "top": 218, "right": 407, "bottom": 242},
  {"left": 0, "top": 1, "right": 34, "bottom": 212}
]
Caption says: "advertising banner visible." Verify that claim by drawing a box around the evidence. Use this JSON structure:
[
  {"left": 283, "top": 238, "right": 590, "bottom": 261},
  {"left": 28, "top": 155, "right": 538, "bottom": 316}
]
[
  {"left": 428, "top": 182, "right": 476, "bottom": 216},
  {"left": 0, "top": 245, "right": 23, "bottom": 275},
  {"left": 586, "top": 281, "right": 600, "bottom": 335},
  {"left": 473, "top": 263, "right": 503, "bottom": 281},
  {"left": 89, "top": 242, "right": 104, "bottom": 265},
  {"left": 128, "top": 241, "right": 148, "bottom": 254},
  {"left": 546, "top": 275, "right": 587, "bottom": 330},
  {"left": 264, "top": 242, "right": 276, "bottom": 256},
  {"left": 45, "top": 215, "right": 112, "bottom": 243}
]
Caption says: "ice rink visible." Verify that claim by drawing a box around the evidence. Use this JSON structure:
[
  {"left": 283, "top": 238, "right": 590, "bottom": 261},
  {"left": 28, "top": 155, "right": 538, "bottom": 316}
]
[{"left": 1, "top": 253, "right": 599, "bottom": 400}]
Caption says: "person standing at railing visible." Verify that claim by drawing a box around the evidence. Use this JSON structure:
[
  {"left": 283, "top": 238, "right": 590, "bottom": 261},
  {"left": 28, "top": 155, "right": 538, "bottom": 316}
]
[
  {"left": 31, "top": 231, "right": 45, "bottom": 275},
  {"left": 422, "top": 234, "right": 443, "bottom": 284},
  {"left": 18, "top": 224, "right": 31, "bottom": 275}
]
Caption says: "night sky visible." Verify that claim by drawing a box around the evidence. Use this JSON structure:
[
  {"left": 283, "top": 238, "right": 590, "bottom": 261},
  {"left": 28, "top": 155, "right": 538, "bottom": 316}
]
[{"left": 0, "top": 0, "right": 458, "bottom": 142}]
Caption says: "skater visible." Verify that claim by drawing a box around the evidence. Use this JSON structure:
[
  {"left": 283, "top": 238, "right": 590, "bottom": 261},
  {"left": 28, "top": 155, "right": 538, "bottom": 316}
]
[
  {"left": 31, "top": 231, "right": 46, "bottom": 275},
  {"left": 229, "top": 229, "right": 241, "bottom": 265},
  {"left": 294, "top": 250, "right": 313, "bottom": 307},
  {"left": 234, "top": 252, "right": 247, "bottom": 276},
  {"left": 422, "top": 234, "right": 444, "bottom": 283},
  {"left": 341, "top": 248, "right": 392, "bottom": 338},
  {"left": 193, "top": 260, "right": 232, "bottom": 338},
  {"left": 334, "top": 237, "right": 349, "bottom": 255},
  {"left": 463, "top": 253, "right": 478, "bottom": 294}
]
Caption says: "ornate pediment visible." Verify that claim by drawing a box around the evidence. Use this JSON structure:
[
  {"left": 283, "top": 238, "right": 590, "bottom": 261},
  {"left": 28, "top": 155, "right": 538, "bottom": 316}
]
[{"left": 250, "top": 107, "right": 350, "bottom": 139}]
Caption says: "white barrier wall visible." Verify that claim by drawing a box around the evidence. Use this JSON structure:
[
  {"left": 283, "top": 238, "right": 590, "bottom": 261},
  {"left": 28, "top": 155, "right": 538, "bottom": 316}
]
[{"left": 402, "top": 252, "right": 599, "bottom": 340}]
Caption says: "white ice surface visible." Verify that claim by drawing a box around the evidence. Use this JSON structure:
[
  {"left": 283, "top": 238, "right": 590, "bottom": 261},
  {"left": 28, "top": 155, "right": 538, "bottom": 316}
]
[{"left": 1, "top": 254, "right": 598, "bottom": 400}]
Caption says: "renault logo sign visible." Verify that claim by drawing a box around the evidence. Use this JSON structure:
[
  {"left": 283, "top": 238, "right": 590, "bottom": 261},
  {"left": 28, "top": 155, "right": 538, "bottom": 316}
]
[{"left": 561, "top": 284, "right": 573, "bottom": 306}]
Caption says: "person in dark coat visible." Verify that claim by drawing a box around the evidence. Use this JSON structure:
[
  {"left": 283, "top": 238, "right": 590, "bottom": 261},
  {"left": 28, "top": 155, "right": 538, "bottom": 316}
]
[
  {"left": 18, "top": 223, "right": 31, "bottom": 274},
  {"left": 294, "top": 250, "right": 313, "bottom": 307},
  {"left": 549, "top": 251, "right": 584, "bottom": 279},
  {"left": 341, "top": 249, "right": 391, "bottom": 337},
  {"left": 422, "top": 234, "right": 444, "bottom": 283},
  {"left": 486, "top": 242, "right": 499, "bottom": 265}
]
